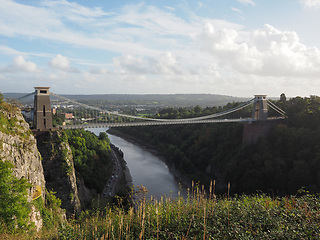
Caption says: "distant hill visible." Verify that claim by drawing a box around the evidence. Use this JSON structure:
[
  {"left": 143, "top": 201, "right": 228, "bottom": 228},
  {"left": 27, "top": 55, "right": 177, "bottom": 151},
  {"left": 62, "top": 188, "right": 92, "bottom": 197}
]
[
  {"left": 2, "top": 92, "right": 28, "bottom": 99},
  {"left": 3, "top": 92, "right": 250, "bottom": 108}
]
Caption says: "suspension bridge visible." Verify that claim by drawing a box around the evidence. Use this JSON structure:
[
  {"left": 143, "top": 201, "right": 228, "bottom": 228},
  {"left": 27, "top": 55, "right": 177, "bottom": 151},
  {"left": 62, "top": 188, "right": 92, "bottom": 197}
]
[{"left": 17, "top": 87, "right": 286, "bottom": 131}]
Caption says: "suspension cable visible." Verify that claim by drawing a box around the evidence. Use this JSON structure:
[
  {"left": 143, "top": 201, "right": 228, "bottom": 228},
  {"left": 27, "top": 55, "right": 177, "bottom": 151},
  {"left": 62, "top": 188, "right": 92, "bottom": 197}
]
[
  {"left": 50, "top": 92, "right": 256, "bottom": 122},
  {"left": 267, "top": 100, "right": 286, "bottom": 116},
  {"left": 17, "top": 92, "right": 35, "bottom": 101},
  {"left": 268, "top": 103, "right": 287, "bottom": 116}
]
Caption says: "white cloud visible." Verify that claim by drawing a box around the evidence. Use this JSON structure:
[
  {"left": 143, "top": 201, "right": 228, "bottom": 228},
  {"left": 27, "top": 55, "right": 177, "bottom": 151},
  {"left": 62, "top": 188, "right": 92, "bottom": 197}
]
[
  {"left": 231, "top": 7, "right": 242, "bottom": 14},
  {"left": 164, "top": 6, "right": 175, "bottom": 11},
  {"left": 300, "top": 0, "right": 320, "bottom": 8},
  {"left": 2, "top": 56, "right": 40, "bottom": 73},
  {"left": 114, "top": 52, "right": 185, "bottom": 75},
  {"left": 0, "top": 45, "right": 24, "bottom": 56},
  {"left": 237, "top": 0, "right": 255, "bottom": 6},
  {"left": 0, "top": 0, "right": 65, "bottom": 38},
  {"left": 200, "top": 23, "right": 320, "bottom": 77},
  {"left": 89, "top": 68, "right": 108, "bottom": 74},
  {"left": 196, "top": 2, "right": 203, "bottom": 11},
  {"left": 0, "top": 0, "right": 242, "bottom": 59},
  {"left": 49, "top": 54, "right": 79, "bottom": 72},
  {"left": 114, "top": 54, "right": 148, "bottom": 74},
  {"left": 42, "top": 0, "right": 109, "bottom": 18}
]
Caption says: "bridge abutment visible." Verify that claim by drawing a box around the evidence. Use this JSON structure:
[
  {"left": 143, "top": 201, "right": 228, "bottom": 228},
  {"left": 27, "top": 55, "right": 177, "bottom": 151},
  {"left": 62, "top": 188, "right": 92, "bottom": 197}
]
[{"left": 242, "top": 120, "right": 281, "bottom": 147}]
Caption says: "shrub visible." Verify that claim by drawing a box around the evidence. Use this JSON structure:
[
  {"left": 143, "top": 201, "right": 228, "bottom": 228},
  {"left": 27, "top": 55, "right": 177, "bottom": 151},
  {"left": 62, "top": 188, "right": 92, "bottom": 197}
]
[
  {"left": 0, "top": 160, "right": 31, "bottom": 233},
  {"left": 33, "top": 190, "right": 63, "bottom": 229}
]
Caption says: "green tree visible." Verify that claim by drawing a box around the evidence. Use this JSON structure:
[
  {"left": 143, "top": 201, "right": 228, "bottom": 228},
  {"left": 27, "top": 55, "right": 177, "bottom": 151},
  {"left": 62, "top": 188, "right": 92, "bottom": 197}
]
[
  {"left": 0, "top": 160, "right": 31, "bottom": 232},
  {"left": 52, "top": 114, "right": 64, "bottom": 126},
  {"left": 98, "top": 132, "right": 109, "bottom": 142},
  {"left": 280, "top": 93, "right": 286, "bottom": 102},
  {"left": 65, "top": 129, "right": 112, "bottom": 192}
]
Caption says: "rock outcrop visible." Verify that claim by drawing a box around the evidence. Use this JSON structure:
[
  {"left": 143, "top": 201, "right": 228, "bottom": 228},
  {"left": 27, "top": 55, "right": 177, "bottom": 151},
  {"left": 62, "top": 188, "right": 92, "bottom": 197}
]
[
  {"left": 76, "top": 171, "right": 94, "bottom": 208},
  {"left": 0, "top": 106, "right": 46, "bottom": 230},
  {"left": 0, "top": 108, "right": 46, "bottom": 200},
  {"left": 0, "top": 102, "right": 93, "bottom": 221},
  {"left": 36, "top": 130, "right": 81, "bottom": 217}
]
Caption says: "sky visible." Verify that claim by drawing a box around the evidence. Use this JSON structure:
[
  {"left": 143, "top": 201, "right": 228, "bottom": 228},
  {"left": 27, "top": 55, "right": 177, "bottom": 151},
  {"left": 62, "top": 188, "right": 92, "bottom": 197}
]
[{"left": 1, "top": 0, "right": 320, "bottom": 97}]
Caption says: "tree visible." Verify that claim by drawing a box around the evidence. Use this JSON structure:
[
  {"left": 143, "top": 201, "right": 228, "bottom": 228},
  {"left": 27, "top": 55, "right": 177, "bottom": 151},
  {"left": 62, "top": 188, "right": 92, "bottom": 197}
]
[
  {"left": 0, "top": 160, "right": 31, "bottom": 232},
  {"left": 280, "top": 93, "right": 286, "bottom": 102},
  {"left": 98, "top": 132, "right": 109, "bottom": 142},
  {"left": 193, "top": 105, "right": 201, "bottom": 114}
]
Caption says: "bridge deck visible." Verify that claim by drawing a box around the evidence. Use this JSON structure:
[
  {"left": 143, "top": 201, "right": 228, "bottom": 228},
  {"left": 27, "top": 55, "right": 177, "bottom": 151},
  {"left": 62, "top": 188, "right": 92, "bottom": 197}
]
[{"left": 58, "top": 117, "right": 285, "bottom": 129}]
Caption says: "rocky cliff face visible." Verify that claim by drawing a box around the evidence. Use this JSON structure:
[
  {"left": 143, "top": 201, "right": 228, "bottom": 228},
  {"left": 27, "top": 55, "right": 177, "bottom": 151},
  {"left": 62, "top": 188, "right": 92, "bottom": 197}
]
[
  {"left": 36, "top": 130, "right": 82, "bottom": 217},
  {"left": 0, "top": 106, "right": 46, "bottom": 231},
  {"left": 0, "top": 103, "right": 92, "bottom": 220},
  {"left": 0, "top": 108, "right": 46, "bottom": 201}
]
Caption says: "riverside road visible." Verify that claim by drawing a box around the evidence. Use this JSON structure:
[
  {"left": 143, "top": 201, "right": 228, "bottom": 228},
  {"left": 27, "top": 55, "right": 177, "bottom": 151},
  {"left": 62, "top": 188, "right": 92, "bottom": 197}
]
[{"left": 102, "top": 149, "right": 122, "bottom": 198}]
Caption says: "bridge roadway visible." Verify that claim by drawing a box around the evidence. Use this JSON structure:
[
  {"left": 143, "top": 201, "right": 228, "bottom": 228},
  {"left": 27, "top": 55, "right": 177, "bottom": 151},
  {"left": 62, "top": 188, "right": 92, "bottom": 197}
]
[{"left": 58, "top": 117, "right": 285, "bottom": 129}]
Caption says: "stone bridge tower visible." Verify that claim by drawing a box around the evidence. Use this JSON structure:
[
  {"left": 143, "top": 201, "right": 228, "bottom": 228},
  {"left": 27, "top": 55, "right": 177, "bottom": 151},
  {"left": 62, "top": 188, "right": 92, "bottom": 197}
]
[
  {"left": 252, "top": 95, "right": 268, "bottom": 120},
  {"left": 33, "top": 87, "right": 52, "bottom": 130}
]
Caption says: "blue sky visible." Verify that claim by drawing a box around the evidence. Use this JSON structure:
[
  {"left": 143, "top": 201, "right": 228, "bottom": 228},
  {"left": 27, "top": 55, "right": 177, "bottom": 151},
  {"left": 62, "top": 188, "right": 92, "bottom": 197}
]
[{"left": 1, "top": 0, "right": 320, "bottom": 97}]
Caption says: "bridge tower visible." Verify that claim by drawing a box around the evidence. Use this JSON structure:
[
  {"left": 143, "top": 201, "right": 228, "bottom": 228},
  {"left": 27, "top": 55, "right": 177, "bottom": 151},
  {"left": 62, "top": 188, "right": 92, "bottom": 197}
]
[
  {"left": 243, "top": 94, "right": 274, "bottom": 146},
  {"left": 252, "top": 95, "right": 268, "bottom": 120},
  {"left": 33, "top": 87, "right": 52, "bottom": 130}
]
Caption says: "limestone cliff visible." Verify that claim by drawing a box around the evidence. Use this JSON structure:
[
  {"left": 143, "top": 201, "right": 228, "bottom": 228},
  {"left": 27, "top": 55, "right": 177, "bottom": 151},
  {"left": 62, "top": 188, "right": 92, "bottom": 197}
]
[
  {"left": 36, "top": 130, "right": 81, "bottom": 217},
  {"left": 0, "top": 106, "right": 46, "bottom": 201},
  {"left": 0, "top": 101, "right": 92, "bottom": 220},
  {"left": 0, "top": 104, "right": 46, "bottom": 231}
]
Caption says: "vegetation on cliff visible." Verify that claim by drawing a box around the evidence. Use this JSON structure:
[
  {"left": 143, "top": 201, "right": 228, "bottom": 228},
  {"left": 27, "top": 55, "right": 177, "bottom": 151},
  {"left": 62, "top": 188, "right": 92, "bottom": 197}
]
[
  {"left": 0, "top": 94, "right": 62, "bottom": 235},
  {"left": 0, "top": 160, "right": 31, "bottom": 232},
  {"left": 0, "top": 94, "right": 31, "bottom": 141},
  {"left": 65, "top": 129, "right": 112, "bottom": 193},
  {"left": 32, "top": 190, "right": 64, "bottom": 233}
]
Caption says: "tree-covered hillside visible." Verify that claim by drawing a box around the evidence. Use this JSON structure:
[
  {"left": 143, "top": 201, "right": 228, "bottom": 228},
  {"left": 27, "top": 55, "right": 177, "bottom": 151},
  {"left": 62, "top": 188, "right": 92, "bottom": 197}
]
[
  {"left": 113, "top": 95, "right": 320, "bottom": 195},
  {"left": 65, "top": 129, "right": 112, "bottom": 193}
]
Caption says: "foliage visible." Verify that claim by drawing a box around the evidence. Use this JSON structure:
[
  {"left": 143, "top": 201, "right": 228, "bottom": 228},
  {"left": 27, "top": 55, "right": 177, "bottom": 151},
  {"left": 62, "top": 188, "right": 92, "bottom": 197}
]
[
  {"left": 33, "top": 190, "right": 63, "bottom": 230},
  {"left": 0, "top": 160, "right": 31, "bottom": 233},
  {"left": 3, "top": 185, "right": 320, "bottom": 239},
  {"left": 0, "top": 97, "right": 32, "bottom": 141},
  {"left": 28, "top": 186, "right": 320, "bottom": 239},
  {"left": 52, "top": 114, "right": 64, "bottom": 126},
  {"left": 60, "top": 147, "right": 73, "bottom": 175},
  {"left": 65, "top": 129, "right": 112, "bottom": 192}
]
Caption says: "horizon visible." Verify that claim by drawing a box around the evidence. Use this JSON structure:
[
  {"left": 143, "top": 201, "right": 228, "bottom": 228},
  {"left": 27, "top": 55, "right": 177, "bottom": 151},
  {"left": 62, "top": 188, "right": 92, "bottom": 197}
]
[
  {"left": 3, "top": 90, "right": 299, "bottom": 100},
  {"left": 1, "top": 0, "right": 320, "bottom": 97}
]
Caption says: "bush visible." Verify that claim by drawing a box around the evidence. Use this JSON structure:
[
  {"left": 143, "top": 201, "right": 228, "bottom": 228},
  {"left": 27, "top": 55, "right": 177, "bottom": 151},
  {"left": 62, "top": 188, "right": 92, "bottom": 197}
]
[
  {"left": 33, "top": 190, "right": 63, "bottom": 229},
  {"left": 0, "top": 160, "right": 31, "bottom": 233}
]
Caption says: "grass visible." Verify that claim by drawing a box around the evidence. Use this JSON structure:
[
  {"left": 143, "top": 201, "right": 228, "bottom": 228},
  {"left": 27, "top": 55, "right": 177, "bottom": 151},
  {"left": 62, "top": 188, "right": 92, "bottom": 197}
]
[{"left": 3, "top": 182, "right": 318, "bottom": 239}]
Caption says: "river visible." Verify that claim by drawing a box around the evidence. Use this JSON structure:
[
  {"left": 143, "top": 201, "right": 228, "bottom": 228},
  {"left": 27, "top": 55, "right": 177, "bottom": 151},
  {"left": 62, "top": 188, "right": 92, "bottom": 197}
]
[{"left": 89, "top": 128, "right": 187, "bottom": 199}]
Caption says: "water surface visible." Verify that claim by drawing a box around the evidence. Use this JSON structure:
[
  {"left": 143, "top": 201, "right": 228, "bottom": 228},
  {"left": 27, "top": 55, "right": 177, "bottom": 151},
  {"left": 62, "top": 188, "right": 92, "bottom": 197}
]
[{"left": 89, "top": 128, "right": 186, "bottom": 199}]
